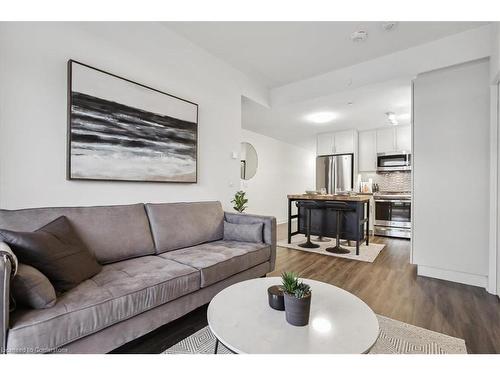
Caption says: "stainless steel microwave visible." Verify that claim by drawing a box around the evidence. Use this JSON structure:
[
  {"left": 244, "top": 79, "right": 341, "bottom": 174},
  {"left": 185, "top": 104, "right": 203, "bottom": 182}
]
[{"left": 376, "top": 152, "right": 411, "bottom": 172}]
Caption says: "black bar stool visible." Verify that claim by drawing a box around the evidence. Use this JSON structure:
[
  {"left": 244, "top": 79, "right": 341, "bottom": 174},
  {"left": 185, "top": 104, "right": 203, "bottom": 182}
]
[
  {"left": 296, "top": 201, "right": 321, "bottom": 249},
  {"left": 324, "top": 201, "right": 355, "bottom": 254}
]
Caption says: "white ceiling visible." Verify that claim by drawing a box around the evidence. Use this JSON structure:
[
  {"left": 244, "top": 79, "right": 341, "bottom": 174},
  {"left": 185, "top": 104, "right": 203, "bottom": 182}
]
[
  {"left": 164, "top": 21, "right": 487, "bottom": 88},
  {"left": 242, "top": 79, "right": 412, "bottom": 150}
]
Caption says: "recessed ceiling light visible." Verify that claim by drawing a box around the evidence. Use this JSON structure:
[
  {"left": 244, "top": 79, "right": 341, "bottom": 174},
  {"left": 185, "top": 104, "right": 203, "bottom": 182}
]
[
  {"left": 347, "top": 101, "right": 354, "bottom": 106},
  {"left": 351, "top": 30, "right": 368, "bottom": 42},
  {"left": 382, "top": 22, "right": 399, "bottom": 31},
  {"left": 305, "top": 111, "right": 337, "bottom": 124},
  {"left": 385, "top": 112, "right": 398, "bottom": 126}
]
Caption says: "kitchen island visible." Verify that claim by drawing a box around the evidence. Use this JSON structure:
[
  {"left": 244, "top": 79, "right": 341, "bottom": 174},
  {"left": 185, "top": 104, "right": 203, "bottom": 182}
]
[{"left": 287, "top": 194, "right": 370, "bottom": 255}]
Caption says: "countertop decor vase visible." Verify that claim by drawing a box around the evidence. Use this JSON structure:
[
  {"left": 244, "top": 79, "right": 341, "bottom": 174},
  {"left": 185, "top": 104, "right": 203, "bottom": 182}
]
[{"left": 284, "top": 292, "right": 311, "bottom": 326}]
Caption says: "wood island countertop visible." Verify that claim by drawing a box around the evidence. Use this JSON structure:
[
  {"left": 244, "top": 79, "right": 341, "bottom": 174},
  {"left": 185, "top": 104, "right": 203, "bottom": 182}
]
[{"left": 287, "top": 194, "right": 370, "bottom": 202}]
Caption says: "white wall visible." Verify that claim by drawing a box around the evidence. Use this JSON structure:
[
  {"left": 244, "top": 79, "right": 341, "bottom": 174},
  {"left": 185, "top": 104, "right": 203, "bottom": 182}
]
[
  {"left": 492, "top": 23, "right": 500, "bottom": 294},
  {"left": 240, "top": 129, "right": 315, "bottom": 223},
  {"left": 0, "top": 22, "right": 268, "bottom": 210},
  {"left": 413, "top": 59, "right": 491, "bottom": 288}
]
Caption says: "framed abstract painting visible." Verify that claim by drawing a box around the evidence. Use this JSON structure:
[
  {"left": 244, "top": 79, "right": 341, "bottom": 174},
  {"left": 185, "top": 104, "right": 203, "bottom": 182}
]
[{"left": 67, "top": 60, "right": 198, "bottom": 183}]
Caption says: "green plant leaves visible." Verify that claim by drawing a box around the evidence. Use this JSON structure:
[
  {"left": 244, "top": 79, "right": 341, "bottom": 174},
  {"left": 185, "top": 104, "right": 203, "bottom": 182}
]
[
  {"left": 281, "top": 271, "right": 311, "bottom": 298},
  {"left": 231, "top": 190, "right": 248, "bottom": 213}
]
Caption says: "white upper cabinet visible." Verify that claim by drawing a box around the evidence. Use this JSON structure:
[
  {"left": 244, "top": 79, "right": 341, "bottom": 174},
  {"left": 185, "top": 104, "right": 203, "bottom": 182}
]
[
  {"left": 333, "top": 130, "right": 356, "bottom": 154},
  {"left": 376, "top": 128, "right": 396, "bottom": 153},
  {"left": 317, "top": 133, "right": 334, "bottom": 155},
  {"left": 317, "top": 130, "right": 356, "bottom": 155},
  {"left": 375, "top": 125, "right": 411, "bottom": 153},
  {"left": 358, "top": 130, "right": 377, "bottom": 171},
  {"left": 395, "top": 125, "right": 411, "bottom": 152}
]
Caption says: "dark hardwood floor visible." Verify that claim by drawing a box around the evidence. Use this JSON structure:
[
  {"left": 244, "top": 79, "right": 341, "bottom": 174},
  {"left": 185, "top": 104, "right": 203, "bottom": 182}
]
[
  {"left": 111, "top": 304, "right": 209, "bottom": 354},
  {"left": 114, "top": 227, "right": 500, "bottom": 354}
]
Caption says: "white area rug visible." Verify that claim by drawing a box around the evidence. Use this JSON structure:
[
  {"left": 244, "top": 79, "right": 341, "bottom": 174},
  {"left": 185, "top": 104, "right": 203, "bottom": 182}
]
[
  {"left": 164, "top": 315, "right": 467, "bottom": 354},
  {"left": 277, "top": 235, "right": 385, "bottom": 263}
]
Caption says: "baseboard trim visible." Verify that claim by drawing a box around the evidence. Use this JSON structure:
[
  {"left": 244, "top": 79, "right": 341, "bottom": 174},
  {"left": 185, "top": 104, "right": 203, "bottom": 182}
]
[
  {"left": 417, "top": 265, "right": 487, "bottom": 288},
  {"left": 277, "top": 219, "right": 297, "bottom": 226}
]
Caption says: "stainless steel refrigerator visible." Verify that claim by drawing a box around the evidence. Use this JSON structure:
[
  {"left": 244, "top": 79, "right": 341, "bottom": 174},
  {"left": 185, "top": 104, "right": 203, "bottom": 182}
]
[{"left": 316, "top": 154, "right": 354, "bottom": 194}]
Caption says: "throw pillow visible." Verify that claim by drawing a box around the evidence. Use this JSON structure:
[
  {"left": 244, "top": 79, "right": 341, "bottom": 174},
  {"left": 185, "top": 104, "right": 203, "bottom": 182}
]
[
  {"left": 223, "top": 221, "right": 263, "bottom": 243},
  {"left": 12, "top": 264, "right": 57, "bottom": 309},
  {"left": 0, "top": 216, "right": 102, "bottom": 292}
]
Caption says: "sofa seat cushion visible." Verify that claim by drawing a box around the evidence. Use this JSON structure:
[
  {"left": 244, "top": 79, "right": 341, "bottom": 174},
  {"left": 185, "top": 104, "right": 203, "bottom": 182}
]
[
  {"left": 160, "top": 240, "right": 270, "bottom": 288},
  {"left": 7, "top": 256, "right": 200, "bottom": 353}
]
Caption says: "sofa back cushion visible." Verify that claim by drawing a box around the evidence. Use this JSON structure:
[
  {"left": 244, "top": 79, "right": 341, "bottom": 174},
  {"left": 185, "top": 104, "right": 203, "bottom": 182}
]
[
  {"left": 0, "top": 204, "right": 155, "bottom": 264},
  {"left": 145, "top": 201, "right": 224, "bottom": 254}
]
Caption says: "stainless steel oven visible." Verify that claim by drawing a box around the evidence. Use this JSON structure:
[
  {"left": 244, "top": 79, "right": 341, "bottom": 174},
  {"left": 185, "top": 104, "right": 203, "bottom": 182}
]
[
  {"left": 377, "top": 152, "right": 411, "bottom": 172},
  {"left": 374, "top": 193, "right": 411, "bottom": 239}
]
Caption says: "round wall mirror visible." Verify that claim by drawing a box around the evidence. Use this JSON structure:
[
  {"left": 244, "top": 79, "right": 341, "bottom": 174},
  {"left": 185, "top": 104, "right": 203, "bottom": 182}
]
[{"left": 240, "top": 142, "right": 258, "bottom": 180}]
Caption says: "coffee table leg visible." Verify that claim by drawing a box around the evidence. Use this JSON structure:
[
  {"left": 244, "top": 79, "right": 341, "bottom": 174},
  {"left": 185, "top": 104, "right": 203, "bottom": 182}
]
[{"left": 214, "top": 338, "right": 219, "bottom": 354}]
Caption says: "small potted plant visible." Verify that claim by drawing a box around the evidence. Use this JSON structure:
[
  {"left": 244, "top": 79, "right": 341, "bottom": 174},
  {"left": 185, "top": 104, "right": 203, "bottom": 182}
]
[
  {"left": 281, "top": 271, "right": 312, "bottom": 326},
  {"left": 231, "top": 190, "right": 248, "bottom": 213}
]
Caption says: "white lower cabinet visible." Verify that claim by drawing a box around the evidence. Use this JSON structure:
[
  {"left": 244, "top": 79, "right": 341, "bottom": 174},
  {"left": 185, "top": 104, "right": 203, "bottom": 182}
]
[{"left": 369, "top": 197, "right": 375, "bottom": 234}]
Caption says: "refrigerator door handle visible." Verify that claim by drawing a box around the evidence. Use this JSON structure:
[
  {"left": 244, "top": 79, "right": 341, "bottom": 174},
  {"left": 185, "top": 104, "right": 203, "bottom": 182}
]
[{"left": 330, "top": 156, "right": 335, "bottom": 194}]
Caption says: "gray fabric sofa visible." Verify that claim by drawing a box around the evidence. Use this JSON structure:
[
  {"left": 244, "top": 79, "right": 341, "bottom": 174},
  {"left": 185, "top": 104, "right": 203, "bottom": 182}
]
[{"left": 0, "top": 201, "right": 276, "bottom": 354}]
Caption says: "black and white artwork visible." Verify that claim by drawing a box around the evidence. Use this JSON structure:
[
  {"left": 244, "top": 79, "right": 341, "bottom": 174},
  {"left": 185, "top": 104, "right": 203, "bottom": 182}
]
[{"left": 68, "top": 60, "right": 198, "bottom": 182}]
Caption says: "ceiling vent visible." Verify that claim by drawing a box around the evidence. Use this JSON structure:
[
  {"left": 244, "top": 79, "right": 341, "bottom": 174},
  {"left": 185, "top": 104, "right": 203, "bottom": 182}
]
[{"left": 350, "top": 30, "right": 368, "bottom": 42}]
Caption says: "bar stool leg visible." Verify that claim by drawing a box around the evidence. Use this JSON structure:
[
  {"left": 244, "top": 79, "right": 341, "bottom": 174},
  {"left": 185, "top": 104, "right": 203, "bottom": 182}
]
[
  {"left": 298, "top": 207, "right": 320, "bottom": 249},
  {"left": 326, "top": 210, "right": 350, "bottom": 254}
]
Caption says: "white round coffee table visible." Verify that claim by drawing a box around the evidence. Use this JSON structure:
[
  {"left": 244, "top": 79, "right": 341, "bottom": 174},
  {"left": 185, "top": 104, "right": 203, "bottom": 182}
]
[{"left": 207, "top": 277, "right": 379, "bottom": 354}]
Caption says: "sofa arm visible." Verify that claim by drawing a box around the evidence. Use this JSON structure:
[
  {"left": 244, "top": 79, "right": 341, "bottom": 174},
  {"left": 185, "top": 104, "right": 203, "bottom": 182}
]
[
  {"left": 0, "top": 242, "right": 17, "bottom": 354},
  {"left": 224, "top": 212, "right": 277, "bottom": 271}
]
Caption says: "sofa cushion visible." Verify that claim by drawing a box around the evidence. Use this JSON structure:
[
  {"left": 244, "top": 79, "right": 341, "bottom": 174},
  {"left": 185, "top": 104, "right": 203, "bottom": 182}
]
[
  {"left": 12, "top": 264, "right": 57, "bottom": 309},
  {"left": 145, "top": 201, "right": 224, "bottom": 254},
  {"left": 223, "top": 221, "right": 263, "bottom": 243},
  {"left": 0, "top": 216, "right": 102, "bottom": 292},
  {"left": 7, "top": 256, "right": 200, "bottom": 353},
  {"left": 160, "top": 240, "right": 270, "bottom": 287},
  {"left": 0, "top": 204, "right": 155, "bottom": 264}
]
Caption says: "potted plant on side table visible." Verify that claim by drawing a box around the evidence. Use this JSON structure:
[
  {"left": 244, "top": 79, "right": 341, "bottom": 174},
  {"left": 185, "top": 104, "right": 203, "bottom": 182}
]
[{"left": 281, "top": 272, "right": 312, "bottom": 326}]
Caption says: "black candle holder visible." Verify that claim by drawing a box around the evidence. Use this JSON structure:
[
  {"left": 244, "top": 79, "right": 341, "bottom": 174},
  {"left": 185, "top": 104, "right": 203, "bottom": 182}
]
[{"left": 267, "top": 285, "right": 285, "bottom": 311}]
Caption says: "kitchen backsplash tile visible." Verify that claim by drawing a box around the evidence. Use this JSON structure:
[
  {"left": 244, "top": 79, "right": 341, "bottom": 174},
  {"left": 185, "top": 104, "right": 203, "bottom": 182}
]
[{"left": 360, "top": 171, "right": 411, "bottom": 192}]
